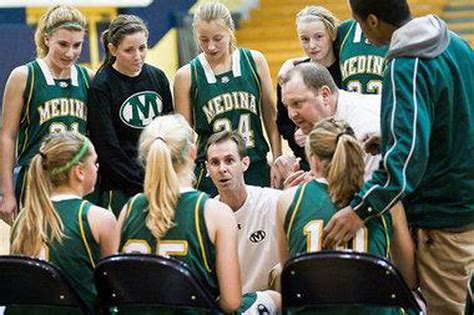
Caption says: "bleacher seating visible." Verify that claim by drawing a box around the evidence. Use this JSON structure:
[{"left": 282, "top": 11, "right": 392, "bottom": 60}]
[{"left": 235, "top": 0, "right": 474, "bottom": 85}]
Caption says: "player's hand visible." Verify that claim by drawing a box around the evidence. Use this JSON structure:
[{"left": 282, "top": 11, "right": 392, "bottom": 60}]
[
  {"left": 283, "top": 170, "right": 312, "bottom": 189},
  {"left": 294, "top": 128, "right": 306, "bottom": 148},
  {"left": 323, "top": 206, "right": 363, "bottom": 249},
  {"left": 362, "top": 132, "right": 381, "bottom": 155},
  {"left": 273, "top": 155, "right": 301, "bottom": 188},
  {"left": 0, "top": 193, "right": 17, "bottom": 225},
  {"left": 272, "top": 155, "right": 301, "bottom": 189},
  {"left": 270, "top": 161, "right": 283, "bottom": 189},
  {"left": 277, "top": 59, "right": 296, "bottom": 85}
]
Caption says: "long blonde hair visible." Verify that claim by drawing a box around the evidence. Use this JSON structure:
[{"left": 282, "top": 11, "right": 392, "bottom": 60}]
[
  {"left": 34, "top": 5, "right": 87, "bottom": 58},
  {"left": 306, "top": 118, "right": 365, "bottom": 207},
  {"left": 11, "top": 133, "right": 94, "bottom": 256},
  {"left": 138, "top": 114, "right": 195, "bottom": 239},
  {"left": 296, "top": 6, "right": 339, "bottom": 41},
  {"left": 192, "top": 1, "right": 237, "bottom": 51}
]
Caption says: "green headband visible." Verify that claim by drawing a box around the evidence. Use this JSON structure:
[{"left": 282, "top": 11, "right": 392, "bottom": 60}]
[
  {"left": 46, "top": 21, "right": 84, "bottom": 35},
  {"left": 51, "top": 138, "right": 90, "bottom": 176}
]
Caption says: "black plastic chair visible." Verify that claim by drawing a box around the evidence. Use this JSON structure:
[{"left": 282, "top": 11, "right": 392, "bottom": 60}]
[
  {"left": 94, "top": 253, "right": 221, "bottom": 314},
  {"left": 281, "top": 251, "right": 424, "bottom": 314},
  {"left": 0, "top": 255, "right": 89, "bottom": 314}
]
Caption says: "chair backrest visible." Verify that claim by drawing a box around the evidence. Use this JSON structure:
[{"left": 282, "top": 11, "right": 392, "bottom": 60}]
[
  {"left": 0, "top": 255, "right": 88, "bottom": 313},
  {"left": 94, "top": 254, "right": 221, "bottom": 313},
  {"left": 281, "top": 251, "right": 423, "bottom": 314}
]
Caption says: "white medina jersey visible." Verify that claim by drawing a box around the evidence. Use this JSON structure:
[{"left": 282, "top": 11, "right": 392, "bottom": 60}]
[
  {"left": 335, "top": 90, "right": 382, "bottom": 180},
  {"left": 217, "top": 185, "right": 282, "bottom": 293}
]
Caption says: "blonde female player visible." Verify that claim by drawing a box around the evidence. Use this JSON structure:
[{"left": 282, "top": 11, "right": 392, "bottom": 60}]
[
  {"left": 276, "top": 118, "right": 418, "bottom": 314},
  {"left": 10, "top": 132, "right": 117, "bottom": 313},
  {"left": 276, "top": 6, "right": 342, "bottom": 171},
  {"left": 1, "top": 5, "right": 93, "bottom": 224},
  {"left": 117, "top": 114, "right": 279, "bottom": 314},
  {"left": 174, "top": 2, "right": 281, "bottom": 196}
]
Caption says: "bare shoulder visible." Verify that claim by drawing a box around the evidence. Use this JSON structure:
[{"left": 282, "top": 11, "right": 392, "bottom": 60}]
[
  {"left": 249, "top": 49, "right": 268, "bottom": 66},
  {"left": 205, "top": 198, "right": 234, "bottom": 221},
  {"left": 89, "top": 205, "right": 116, "bottom": 222},
  {"left": 278, "top": 186, "right": 298, "bottom": 210},
  {"left": 83, "top": 66, "right": 95, "bottom": 80},
  {"left": 175, "top": 64, "right": 192, "bottom": 80},
  {"left": 282, "top": 186, "right": 298, "bottom": 198},
  {"left": 203, "top": 198, "right": 236, "bottom": 242},
  {"left": 8, "top": 65, "right": 29, "bottom": 84},
  {"left": 3, "top": 65, "right": 29, "bottom": 99}
]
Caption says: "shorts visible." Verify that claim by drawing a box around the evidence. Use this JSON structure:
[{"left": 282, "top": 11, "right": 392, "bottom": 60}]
[{"left": 14, "top": 166, "right": 28, "bottom": 209}]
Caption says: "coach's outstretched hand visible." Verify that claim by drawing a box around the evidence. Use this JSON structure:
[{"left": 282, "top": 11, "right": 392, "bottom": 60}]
[
  {"left": 323, "top": 206, "right": 363, "bottom": 248},
  {"left": 362, "top": 132, "right": 381, "bottom": 156},
  {"left": 293, "top": 128, "right": 306, "bottom": 148}
]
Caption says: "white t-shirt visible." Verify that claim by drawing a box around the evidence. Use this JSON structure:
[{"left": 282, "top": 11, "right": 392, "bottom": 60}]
[
  {"left": 217, "top": 185, "right": 282, "bottom": 294},
  {"left": 335, "top": 90, "right": 382, "bottom": 179}
]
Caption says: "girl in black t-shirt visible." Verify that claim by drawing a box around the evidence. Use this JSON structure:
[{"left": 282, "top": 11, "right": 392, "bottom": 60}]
[{"left": 87, "top": 14, "right": 173, "bottom": 216}]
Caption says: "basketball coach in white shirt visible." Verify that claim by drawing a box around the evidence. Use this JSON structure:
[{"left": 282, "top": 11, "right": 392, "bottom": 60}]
[{"left": 205, "top": 130, "right": 281, "bottom": 294}]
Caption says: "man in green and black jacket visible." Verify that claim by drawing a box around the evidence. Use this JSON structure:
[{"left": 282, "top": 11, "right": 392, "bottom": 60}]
[{"left": 323, "top": 0, "right": 474, "bottom": 314}]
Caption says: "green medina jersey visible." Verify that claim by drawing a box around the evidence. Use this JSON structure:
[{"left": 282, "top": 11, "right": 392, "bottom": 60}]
[
  {"left": 47, "top": 199, "right": 100, "bottom": 309},
  {"left": 284, "top": 180, "right": 402, "bottom": 315},
  {"left": 284, "top": 180, "right": 392, "bottom": 259},
  {"left": 120, "top": 191, "right": 218, "bottom": 296},
  {"left": 335, "top": 20, "right": 388, "bottom": 95},
  {"left": 190, "top": 48, "right": 269, "bottom": 163},
  {"left": 120, "top": 191, "right": 262, "bottom": 314},
  {"left": 17, "top": 59, "right": 89, "bottom": 166},
  {"left": 10, "top": 198, "right": 100, "bottom": 313}
]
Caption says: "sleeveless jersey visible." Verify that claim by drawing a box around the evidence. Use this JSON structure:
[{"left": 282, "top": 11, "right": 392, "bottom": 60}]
[
  {"left": 47, "top": 199, "right": 100, "bottom": 309},
  {"left": 8, "top": 198, "right": 100, "bottom": 314},
  {"left": 27, "top": 198, "right": 100, "bottom": 309},
  {"left": 284, "top": 180, "right": 392, "bottom": 259},
  {"left": 335, "top": 20, "right": 388, "bottom": 95},
  {"left": 190, "top": 48, "right": 269, "bottom": 163},
  {"left": 284, "top": 181, "right": 401, "bottom": 315},
  {"left": 16, "top": 59, "right": 89, "bottom": 166},
  {"left": 120, "top": 191, "right": 218, "bottom": 297}
]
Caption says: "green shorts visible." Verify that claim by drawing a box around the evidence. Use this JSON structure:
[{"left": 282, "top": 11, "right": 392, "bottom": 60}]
[{"left": 14, "top": 166, "right": 28, "bottom": 209}]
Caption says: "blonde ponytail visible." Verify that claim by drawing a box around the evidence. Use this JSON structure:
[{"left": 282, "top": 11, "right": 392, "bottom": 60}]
[
  {"left": 139, "top": 114, "right": 194, "bottom": 239},
  {"left": 11, "top": 133, "right": 94, "bottom": 256},
  {"left": 11, "top": 155, "right": 63, "bottom": 256},
  {"left": 143, "top": 140, "right": 180, "bottom": 239},
  {"left": 306, "top": 118, "right": 365, "bottom": 207}
]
